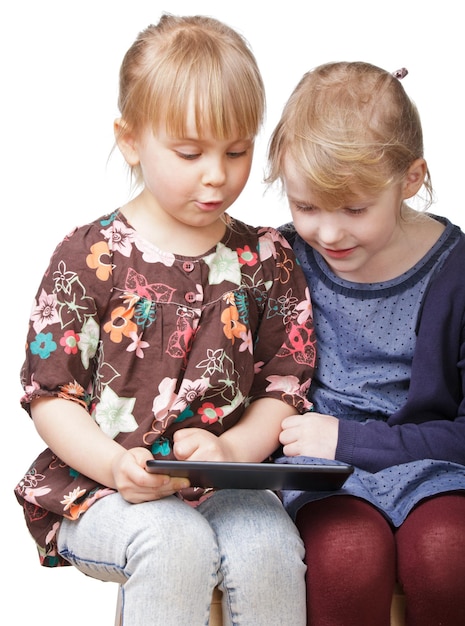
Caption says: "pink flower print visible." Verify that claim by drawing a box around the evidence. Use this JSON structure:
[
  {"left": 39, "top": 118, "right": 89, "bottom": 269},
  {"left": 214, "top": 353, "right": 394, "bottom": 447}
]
[
  {"left": 22, "top": 374, "right": 40, "bottom": 401},
  {"left": 152, "top": 377, "right": 177, "bottom": 420},
  {"left": 237, "top": 245, "right": 258, "bottom": 266},
  {"left": 172, "top": 378, "right": 210, "bottom": 411},
  {"left": 60, "top": 330, "right": 80, "bottom": 355},
  {"left": 295, "top": 287, "right": 313, "bottom": 325},
  {"left": 239, "top": 330, "right": 253, "bottom": 354},
  {"left": 31, "top": 289, "right": 59, "bottom": 334},
  {"left": 256, "top": 230, "right": 279, "bottom": 261},
  {"left": 198, "top": 402, "right": 224, "bottom": 424},
  {"left": 266, "top": 375, "right": 301, "bottom": 395},
  {"left": 127, "top": 331, "right": 150, "bottom": 358},
  {"left": 101, "top": 219, "right": 135, "bottom": 257}
]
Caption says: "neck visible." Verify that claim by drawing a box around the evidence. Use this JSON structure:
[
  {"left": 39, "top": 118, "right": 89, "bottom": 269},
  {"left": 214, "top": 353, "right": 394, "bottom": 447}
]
[{"left": 120, "top": 193, "right": 227, "bottom": 256}]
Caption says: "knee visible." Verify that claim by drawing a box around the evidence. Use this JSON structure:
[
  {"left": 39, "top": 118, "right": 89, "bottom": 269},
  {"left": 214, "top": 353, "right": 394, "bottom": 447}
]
[
  {"left": 297, "top": 497, "right": 396, "bottom": 583},
  {"left": 125, "top": 500, "right": 219, "bottom": 578},
  {"left": 397, "top": 495, "right": 465, "bottom": 594}
]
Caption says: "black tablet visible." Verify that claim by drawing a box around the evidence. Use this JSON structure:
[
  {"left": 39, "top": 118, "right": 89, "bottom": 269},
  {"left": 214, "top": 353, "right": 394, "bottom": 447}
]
[{"left": 146, "top": 459, "right": 353, "bottom": 491}]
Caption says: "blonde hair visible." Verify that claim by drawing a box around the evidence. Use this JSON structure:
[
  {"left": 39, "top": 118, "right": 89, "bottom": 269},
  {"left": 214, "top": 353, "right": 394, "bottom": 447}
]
[
  {"left": 267, "top": 61, "right": 433, "bottom": 209},
  {"left": 118, "top": 14, "right": 265, "bottom": 141}
]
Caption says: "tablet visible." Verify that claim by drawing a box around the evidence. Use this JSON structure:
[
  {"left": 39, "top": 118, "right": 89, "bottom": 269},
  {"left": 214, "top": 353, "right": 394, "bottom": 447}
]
[{"left": 146, "top": 459, "right": 353, "bottom": 491}]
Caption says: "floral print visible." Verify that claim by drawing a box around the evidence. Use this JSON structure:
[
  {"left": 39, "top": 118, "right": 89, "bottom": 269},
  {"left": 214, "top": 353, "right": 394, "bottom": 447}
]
[{"left": 15, "top": 211, "right": 316, "bottom": 567}]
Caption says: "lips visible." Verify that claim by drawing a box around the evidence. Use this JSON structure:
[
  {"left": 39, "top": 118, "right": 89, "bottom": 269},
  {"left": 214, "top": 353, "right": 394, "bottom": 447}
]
[
  {"left": 322, "top": 247, "right": 356, "bottom": 259},
  {"left": 196, "top": 201, "right": 224, "bottom": 212}
]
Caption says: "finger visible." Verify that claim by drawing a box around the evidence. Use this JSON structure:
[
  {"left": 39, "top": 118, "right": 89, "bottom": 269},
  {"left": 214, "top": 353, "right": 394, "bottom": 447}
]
[
  {"left": 172, "top": 428, "right": 191, "bottom": 441},
  {"left": 281, "top": 415, "right": 302, "bottom": 429},
  {"left": 282, "top": 442, "right": 301, "bottom": 458},
  {"left": 279, "top": 428, "right": 297, "bottom": 445},
  {"left": 173, "top": 437, "right": 200, "bottom": 460}
]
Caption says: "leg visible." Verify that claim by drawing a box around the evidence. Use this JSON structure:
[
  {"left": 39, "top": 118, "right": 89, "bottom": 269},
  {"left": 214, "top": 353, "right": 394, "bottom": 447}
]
[
  {"left": 199, "top": 489, "right": 306, "bottom": 626},
  {"left": 396, "top": 492, "right": 465, "bottom": 626},
  {"left": 58, "top": 492, "right": 220, "bottom": 626},
  {"left": 296, "top": 496, "right": 396, "bottom": 626}
]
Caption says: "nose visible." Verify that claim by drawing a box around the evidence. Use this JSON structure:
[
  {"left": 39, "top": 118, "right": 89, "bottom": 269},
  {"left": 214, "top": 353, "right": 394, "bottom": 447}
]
[
  {"left": 201, "top": 156, "right": 227, "bottom": 187},
  {"left": 316, "top": 214, "right": 344, "bottom": 246}
]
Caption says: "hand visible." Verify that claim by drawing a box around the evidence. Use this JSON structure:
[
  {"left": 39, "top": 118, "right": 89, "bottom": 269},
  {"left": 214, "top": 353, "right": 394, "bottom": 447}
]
[
  {"left": 112, "top": 447, "right": 190, "bottom": 503},
  {"left": 173, "top": 428, "right": 230, "bottom": 462},
  {"left": 279, "top": 412, "right": 339, "bottom": 460}
]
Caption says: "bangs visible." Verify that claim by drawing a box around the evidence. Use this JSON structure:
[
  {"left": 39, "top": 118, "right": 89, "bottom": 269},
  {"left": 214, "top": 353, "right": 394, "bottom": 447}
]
[{"left": 126, "top": 33, "right": 264, "bottom": 140}]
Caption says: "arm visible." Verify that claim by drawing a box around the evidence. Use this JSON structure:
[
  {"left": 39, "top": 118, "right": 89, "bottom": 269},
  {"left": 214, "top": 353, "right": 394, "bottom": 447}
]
[
  {"left": 337, "top": 238, "right": 465, "bottom": 472},
  {"left": 31, "top": 396, "right": 189, "bottom": 503},
  {"left": 174, "top": 397, "right": 296, "bottom": 462},
  {"left": 283, "top": 235, "right": 465, "bottom": 472},
  {"left": 174, "top": 227, "right": 317, "bottom": 463}
]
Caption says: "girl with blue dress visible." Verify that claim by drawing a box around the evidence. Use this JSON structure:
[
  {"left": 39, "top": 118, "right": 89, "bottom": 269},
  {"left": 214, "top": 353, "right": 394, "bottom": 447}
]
[{"left": 267, "top": 61, "right": 465, "bottom": 626}]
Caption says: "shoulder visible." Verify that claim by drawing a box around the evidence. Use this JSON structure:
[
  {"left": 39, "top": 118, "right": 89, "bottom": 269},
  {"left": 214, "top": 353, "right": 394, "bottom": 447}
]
[
  {"left": 418, "top": 226, "right": 465, "bottom": 325},
  {"left": 44, "top": 211, "right": 124, "bottom": 283},
  {"left": 226, "top": 218, "right": 293, "bottom": 251},
  {"left": 277, "top": 222, "right": 298, "bottom": 246},
  {"left": 54, "top": 211, "right": 120, "bottom": 250},
  {"left": 434, "top": 225, "right": 465, "bottom": 279}
]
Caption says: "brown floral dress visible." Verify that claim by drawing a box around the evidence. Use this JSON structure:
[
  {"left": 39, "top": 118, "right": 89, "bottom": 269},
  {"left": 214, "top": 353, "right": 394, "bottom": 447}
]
[{"left": 14, "top": 210, "right": 316, "bottom": 566}]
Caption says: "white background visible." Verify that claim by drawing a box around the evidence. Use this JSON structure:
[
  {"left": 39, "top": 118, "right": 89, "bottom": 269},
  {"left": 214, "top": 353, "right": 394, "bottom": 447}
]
[{"left": 2, "top": 1, "right": 463, "bottom": 623}]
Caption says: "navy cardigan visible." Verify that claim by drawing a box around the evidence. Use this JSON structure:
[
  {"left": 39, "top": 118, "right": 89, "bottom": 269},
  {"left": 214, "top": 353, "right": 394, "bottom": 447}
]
[{"left": 282, "top": 224, "right": 465, "bottom": 473}]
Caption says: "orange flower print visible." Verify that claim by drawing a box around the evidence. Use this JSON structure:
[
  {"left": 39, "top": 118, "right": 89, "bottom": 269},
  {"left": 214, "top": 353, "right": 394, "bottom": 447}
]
[
  {"left": 237, "top": 245, "right": 258, "bottom": 266},
  {"left": 86, "top": 241, "right": 113, "bottom": 281},
  {"left": 60, "top": 330, "right": 80, "bottom": 355},
  {"left": 60, "top": 487, "right": 87, "bottom": 512},
  {"left": 198, "top": 402, "right": 224, "bottom": 424},
  {"left": 221, "top": 306, "right": 247, "bottom": 344},
  {"left": 58, "top": 380, "right": 86, "bottom": 406},
  {"left": 103, "top": 306, "right": 137, "bottom": 343},
  {"left": 276, "top": 247, "right": 295, "bottom": 284}
]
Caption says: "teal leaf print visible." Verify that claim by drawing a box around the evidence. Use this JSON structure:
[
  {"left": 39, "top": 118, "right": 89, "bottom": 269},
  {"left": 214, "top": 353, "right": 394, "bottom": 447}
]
[
  {"left": 174, "top": 406, "right": 194, "bottom": 422},
  {"left": 152, "top": 437, "right": 171, "bottom": 456},
  {"left": 100, "top": 211, "right": 119, "bottom": 227}
]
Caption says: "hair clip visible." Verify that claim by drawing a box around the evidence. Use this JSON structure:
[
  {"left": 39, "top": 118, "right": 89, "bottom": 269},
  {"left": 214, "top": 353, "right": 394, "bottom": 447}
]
[{"left": 392, "top": 68, "right": 408, "bottom": 80}]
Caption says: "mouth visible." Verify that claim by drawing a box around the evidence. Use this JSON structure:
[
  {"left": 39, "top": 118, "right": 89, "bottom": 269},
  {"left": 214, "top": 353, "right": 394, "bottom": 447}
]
[
  {"left": 321, "top": 246, "right": 356, "bottom": 259},
  {"left": 195, "top": 200, "right": 224, "bottom": 213}
]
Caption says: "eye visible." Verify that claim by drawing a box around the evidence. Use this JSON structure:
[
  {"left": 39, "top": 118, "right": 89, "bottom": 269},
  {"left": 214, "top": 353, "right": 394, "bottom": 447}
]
[
  {"left": 293, "top": 203, "right": 316, "bottom": 213},
  {"left": 175, "top": 151, "right": 201, "bottom": 160},
  {"left": 226, "top": 150, "right": 248, "bottom": 159},
  {"left": 345, "top": 207, "right": 366, "bottom": 215}
]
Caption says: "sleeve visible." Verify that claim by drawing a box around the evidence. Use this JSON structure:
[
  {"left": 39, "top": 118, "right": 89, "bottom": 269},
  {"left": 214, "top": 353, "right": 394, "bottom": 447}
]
[
  {"left": 20, "top": 221, "right": 114, "bottom": 415},
  {"left": 336, "top": 240, "right": 465, "bottom": 472},
  {"left": 247, "top": 227, "right": 316, "bottom": 413}
]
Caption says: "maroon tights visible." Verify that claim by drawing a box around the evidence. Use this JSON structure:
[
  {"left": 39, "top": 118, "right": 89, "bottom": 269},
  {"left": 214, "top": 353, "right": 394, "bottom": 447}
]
[{"left": 295, "top": 493, "right": 465, "bottom": 626}]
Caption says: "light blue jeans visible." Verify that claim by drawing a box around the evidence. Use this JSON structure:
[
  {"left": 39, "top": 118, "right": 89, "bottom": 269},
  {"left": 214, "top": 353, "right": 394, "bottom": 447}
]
[{"left": 57, "top": 489, "right": 306, "bottom": 626}]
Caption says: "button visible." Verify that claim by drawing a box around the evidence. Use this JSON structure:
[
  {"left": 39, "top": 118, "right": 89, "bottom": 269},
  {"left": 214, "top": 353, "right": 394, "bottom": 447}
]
[
  {"left": 185, "top": 292, "right": 197, "bottom": 303},
  {"left": 183, "top": 261, "right": 195, "bottom": 273}
]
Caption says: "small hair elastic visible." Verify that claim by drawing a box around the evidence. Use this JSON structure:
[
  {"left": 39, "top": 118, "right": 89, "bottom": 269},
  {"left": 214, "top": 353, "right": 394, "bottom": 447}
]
[{"left": 392, "top": 68, "right": 408, "bottom": 80}]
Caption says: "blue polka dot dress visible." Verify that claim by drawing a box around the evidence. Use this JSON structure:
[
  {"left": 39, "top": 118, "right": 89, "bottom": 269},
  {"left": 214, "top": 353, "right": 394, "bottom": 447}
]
[{"left": 278, "top": 217, "right": 465, "bottom": 525}]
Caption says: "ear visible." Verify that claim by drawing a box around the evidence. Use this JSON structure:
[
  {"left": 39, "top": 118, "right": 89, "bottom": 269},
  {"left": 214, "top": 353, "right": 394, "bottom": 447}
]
[
  {"left": 402, "top": 158, "right": 427, "bottom": 199},
  {"left": 114, "top": 118, "right": 140, "bottom": 166}
]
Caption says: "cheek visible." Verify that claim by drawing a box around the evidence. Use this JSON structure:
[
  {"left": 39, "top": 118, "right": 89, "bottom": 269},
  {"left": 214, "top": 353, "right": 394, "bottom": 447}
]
[
  {"left": 290, "top": 210, "right": 314, "bottom": 240},
  {"left": 235, "top": 159, "right": 253, "bottom": 187},
  {"left": 141, "top": 158, "right": 180, "bottom": 192}
]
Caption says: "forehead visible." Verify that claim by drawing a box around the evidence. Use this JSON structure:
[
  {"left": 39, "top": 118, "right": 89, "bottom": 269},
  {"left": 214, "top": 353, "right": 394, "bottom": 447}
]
[
  {"left": 282, "top": 158, "right": 314, "bottom": 197},
  {"left": 282, "top": 156, "right": 380, "bottom": 210}
]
